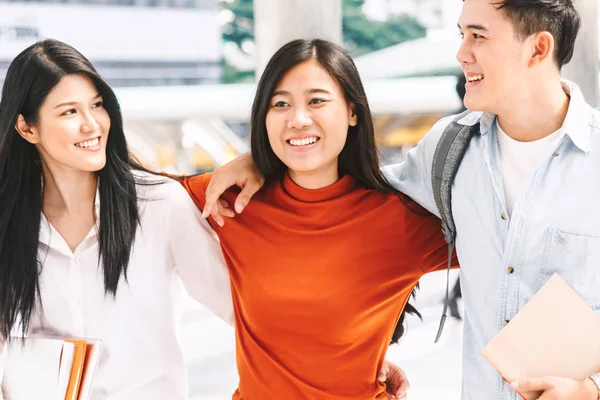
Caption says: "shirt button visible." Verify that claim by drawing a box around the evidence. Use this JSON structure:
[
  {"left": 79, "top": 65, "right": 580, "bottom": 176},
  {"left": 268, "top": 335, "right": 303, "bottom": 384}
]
[
  {"left": 507, "top": 266, "right": 515, "bottom": 274},
  {"left": 501, "top": 212, "right": 508, "bottom": 220},
  {"left": 504, "top": 319, "right": 510, "bottom": 326},
  {"left": 554, "top": 151, "right": 560, "bottom": 157}
]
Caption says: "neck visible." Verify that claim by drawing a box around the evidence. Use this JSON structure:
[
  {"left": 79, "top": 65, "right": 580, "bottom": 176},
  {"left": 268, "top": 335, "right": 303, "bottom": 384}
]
[
  {"left": 495, "top": 75, "right": 569, "bottom": 142},
  {"left": 288, "top": 166, "right": 339, "bottom": 189},
  {"left": 42, "top": 163, "right": 97, "bottom": 217}
]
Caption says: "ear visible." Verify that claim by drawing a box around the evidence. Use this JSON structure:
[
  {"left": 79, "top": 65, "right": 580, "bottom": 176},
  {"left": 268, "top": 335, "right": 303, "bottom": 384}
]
[
  {"left": 348, "top": 104, "right": 358, "bottom": 127},
  {"left": 15, "top": 114, "right": 40, "bottom": 144},
  {"left": 529, "top": 31, "right": 554, "bottom": 67}
]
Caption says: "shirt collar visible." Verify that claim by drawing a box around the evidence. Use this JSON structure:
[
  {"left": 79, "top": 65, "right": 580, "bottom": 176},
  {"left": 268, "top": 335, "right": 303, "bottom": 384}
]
[
  {"left": 456, "top": 80, "right": 592, "bottom": 153},
  {"left": 559, "top": 80, "right": 592, "bottom": 153}
]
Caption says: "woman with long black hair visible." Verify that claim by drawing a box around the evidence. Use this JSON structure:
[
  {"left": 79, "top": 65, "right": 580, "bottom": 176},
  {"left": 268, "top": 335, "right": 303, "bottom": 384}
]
[
  {"left": 0, "top": 39, "right": 232, "bottom": 399},
  {"left": 182, "top": 39, "right": 458, "bottom": 400}
]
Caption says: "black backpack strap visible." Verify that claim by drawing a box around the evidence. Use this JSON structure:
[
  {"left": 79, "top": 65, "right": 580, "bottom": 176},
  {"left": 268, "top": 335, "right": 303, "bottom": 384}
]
[{"left": 431, "top": 110, "right": 479, "bottom": 343}]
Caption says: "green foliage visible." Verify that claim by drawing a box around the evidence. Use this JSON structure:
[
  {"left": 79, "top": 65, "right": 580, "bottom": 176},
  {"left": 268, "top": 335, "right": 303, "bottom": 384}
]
[
  {"left": 343, "top": 0, "right": 427, "bottom": 56},
  {"left": 219, "top": 0, "right": 427, "bottom": 82},
  {"left": 220, "top": 0, "right": 254, "bottom": 53}
]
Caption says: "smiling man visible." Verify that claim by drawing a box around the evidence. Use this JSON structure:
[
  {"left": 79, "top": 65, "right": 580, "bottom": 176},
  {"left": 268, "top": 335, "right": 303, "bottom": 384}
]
[
  {"left": 381, "top": 1, "right": 600, "bottom": 399},
  {"left": 201, "top": 1, "right": 600, "bottom": 399}
]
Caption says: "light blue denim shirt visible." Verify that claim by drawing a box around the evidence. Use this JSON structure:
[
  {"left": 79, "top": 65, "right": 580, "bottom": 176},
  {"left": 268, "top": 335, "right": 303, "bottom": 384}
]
[{"left": 383, "top": 81, "right": 600, "bottom": 400}]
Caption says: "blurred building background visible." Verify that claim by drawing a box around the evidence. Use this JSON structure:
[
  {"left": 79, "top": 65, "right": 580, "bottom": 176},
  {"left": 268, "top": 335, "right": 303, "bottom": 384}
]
[
  {"left": 0, "top": 0, "right": 469, "bottom": 176},
  {"left": 0, "top": 0, "right": 598, "bottom": 398},
  {"left": 0, "top": 0, "right": 221, "bottom": 87}
]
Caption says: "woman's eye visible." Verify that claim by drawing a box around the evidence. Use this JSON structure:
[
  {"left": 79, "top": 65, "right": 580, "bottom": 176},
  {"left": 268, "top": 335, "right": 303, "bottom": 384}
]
[
  {"left": 62, "top": 109, "right": 76, "bottom": 116},
  {"left": 273, "top": 101, "right": 288, "bottom": 108},
  {"left": 310, "top": 98, "right": 325, "bottom": 105}
]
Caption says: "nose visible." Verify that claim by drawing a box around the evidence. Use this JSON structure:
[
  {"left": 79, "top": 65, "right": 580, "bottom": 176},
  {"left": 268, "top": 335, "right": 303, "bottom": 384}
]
[
  {"left": 80, "top": 111, "right": 101, "bottom": 134},
  {"left": 287, "top": 106, "right": 312, "bottom": 130},
  {"left": 456, "top": 38, "right": 475, "bottom": 66}
]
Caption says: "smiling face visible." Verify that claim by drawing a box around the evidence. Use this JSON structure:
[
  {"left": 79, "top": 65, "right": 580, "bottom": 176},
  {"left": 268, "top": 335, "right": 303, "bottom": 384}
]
[
  {"left": 457, "top": 0, "right": 533, "bottom": 113},
  {"left": 17, "top": 73, "right": 110, "bottom": 174},
  {"left": 265, "top": 59, "right": 357, "bottom": 187}
]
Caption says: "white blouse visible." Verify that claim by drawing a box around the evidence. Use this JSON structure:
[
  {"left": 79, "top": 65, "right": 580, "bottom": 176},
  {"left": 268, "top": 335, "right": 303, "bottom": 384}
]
[{"left": 0, "top": 172, "right": 233, "bottom": 400}]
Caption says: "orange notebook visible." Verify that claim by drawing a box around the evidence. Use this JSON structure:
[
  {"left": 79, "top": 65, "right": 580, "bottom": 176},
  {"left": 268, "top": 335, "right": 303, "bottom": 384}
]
[
  {"left": 481, "top": 274, "right": 600, "bottom": 400},
  {"left": 64, "top": 339, "right": 87, "bottom": 400},
  {"left": 77, "top": 339, "right": 102, "bottom": 400}
]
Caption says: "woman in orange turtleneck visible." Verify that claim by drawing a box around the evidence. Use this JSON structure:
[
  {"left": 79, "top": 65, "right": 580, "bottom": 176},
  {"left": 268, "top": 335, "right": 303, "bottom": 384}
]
[{"left": 181, "top": 39, "right": 457, "bottom": 400}]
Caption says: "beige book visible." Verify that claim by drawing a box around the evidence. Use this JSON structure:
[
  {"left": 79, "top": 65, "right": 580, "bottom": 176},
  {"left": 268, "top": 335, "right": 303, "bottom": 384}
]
[{"left": 481, "top": 273, "right": 600, "bottom": 400}]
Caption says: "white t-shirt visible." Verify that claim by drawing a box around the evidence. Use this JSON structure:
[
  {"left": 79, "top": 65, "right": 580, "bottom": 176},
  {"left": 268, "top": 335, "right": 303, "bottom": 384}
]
[
  {"left": 496, "top": 121, "right": 561, "bottom": 216},
  {"left": 0, "top": 171, "right": 233, "bottom": 400}
]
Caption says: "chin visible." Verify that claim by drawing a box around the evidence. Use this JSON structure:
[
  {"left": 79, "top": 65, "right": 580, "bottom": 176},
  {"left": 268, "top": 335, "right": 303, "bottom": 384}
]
[
  {"left": 463, "top": 97, "right": 485, "bottom": 113},
  {"left": 285, "top": 161, "right": 324, "bottom": 175},
  {"left": 82, "top": 159, "right": 107, "bottom": 172}
]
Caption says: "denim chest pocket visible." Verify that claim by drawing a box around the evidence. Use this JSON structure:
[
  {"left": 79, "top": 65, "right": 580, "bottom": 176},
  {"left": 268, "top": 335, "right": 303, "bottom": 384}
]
[{"left": 538, "top": 229, "right": 600, "bottom": 310}]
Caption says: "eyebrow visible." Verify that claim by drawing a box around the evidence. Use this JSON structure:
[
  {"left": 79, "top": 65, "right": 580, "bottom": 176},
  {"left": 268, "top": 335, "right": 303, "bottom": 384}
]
[
  {"left": 271, "top": 88, "right": 333, "bottom": 97},
  {"left": 457, "top": 22, "right": 489, "bottom": 32},
  {"left": 54, "top": 93, "right": 102, "bottom": 109}
]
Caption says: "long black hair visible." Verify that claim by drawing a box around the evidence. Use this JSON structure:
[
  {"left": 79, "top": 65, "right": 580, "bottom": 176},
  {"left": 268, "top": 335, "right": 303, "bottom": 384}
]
[
  {"left": 250, "top": 38, "right": 421, "bottom": 344},
  {"left": 0, "top": 39, "right": 148, "bottom": 341}
]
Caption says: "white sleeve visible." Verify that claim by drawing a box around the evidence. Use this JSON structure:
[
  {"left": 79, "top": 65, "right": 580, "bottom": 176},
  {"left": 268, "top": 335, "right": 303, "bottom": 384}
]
[{"left": 167, "top": 182, "right": 234, "bottom": 325}]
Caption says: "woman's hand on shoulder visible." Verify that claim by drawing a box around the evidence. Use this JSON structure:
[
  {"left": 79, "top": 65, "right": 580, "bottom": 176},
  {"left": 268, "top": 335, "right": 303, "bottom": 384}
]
[{"left": 203, "top": 153, "right": 265, "bottom": 226}]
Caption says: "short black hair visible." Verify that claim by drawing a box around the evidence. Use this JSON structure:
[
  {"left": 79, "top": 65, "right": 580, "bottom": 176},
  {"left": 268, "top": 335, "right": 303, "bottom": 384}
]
[{"left": 491, "top": 0, "right": 581, "bottom": 69}]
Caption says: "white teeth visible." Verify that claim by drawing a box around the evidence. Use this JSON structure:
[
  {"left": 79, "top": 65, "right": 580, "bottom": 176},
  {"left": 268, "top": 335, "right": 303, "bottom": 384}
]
[
  {"left": 289, "top": 137, "right": 318, "bottom": 146},
  {"left": 467, "top": 74, "right": 484, "bottom": 82},
  {"left": 75, "top": 137, "right": 99, "bottom": 148}
]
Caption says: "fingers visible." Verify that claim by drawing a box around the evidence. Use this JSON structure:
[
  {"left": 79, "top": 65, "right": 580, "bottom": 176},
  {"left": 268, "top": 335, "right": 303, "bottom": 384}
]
[
  {"left": 386, "top": 392, "right": 407, "bottom": 400},
  {"left": 209, "top": 206, "right": 224, "bottom": 227},
  {"left": 390, "top": 373, "right": 409, "bottom": 398},
  {"left": 207, "top": 199, "right": 235, "bottom": 227},
  {"left": 203, "top": 178, "right": 231, "bottom": 219},
  {"left": 511, "top": 377, "right": 552, "bottom": 393},
  {"left": 203, "top": 153, "right": 265, "bottom": 218},
  {"left": 219, "top": 199, "right": 235, "bottom": 218},
  {"left": 396, "top": 373, "right": 410, "bottom": 396},
  {"left": 377, "top": 364, "right": 389, "bottom": 383},
  {"left": 234, "top": 179, "right": 263, "bottom": 214},
  {"left": 379, "top": 361, "right": 409, "bottom": 399}
]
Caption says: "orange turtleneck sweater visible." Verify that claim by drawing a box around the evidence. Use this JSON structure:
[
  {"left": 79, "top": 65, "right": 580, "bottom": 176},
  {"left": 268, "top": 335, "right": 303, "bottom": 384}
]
[{"left": 181, "top": 173, "right": 456, "bottom": 400}]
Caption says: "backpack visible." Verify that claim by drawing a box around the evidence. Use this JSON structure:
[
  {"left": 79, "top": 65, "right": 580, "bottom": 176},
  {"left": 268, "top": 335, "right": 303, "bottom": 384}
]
[{"left": 431, "top": 110, "right": 480, "bottom": 342}]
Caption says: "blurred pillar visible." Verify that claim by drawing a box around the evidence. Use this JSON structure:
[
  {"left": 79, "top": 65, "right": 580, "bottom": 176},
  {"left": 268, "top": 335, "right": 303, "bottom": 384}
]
[
  {"left": 562, "top": 0, "right": 598, "bottom": 107},
  {"left": 253, "top": 0, "right": 342, "bottom": 78}
]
